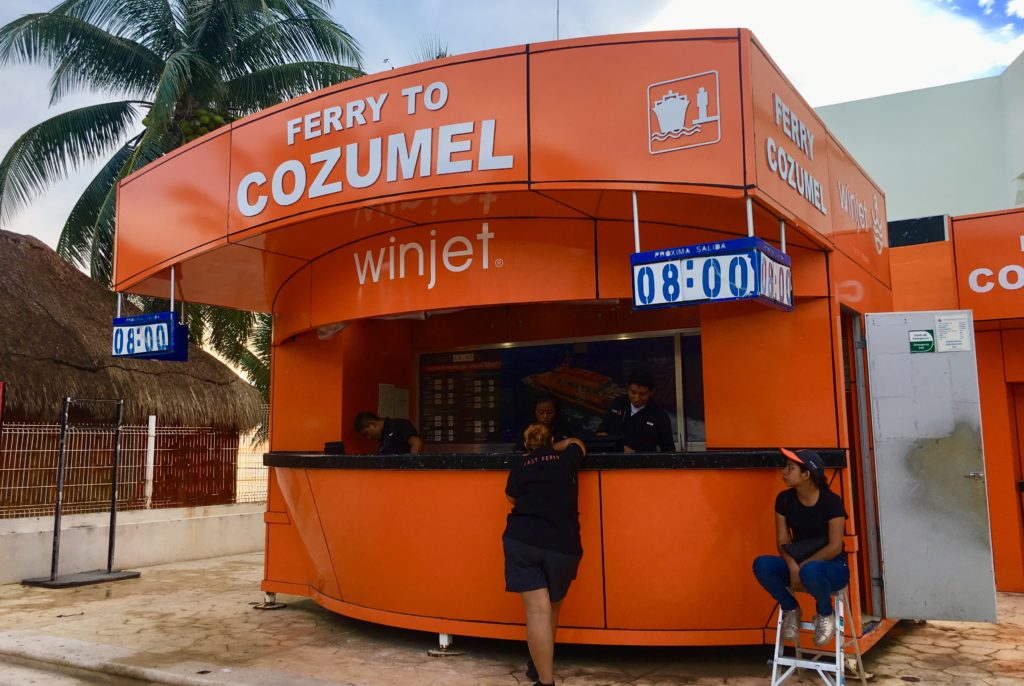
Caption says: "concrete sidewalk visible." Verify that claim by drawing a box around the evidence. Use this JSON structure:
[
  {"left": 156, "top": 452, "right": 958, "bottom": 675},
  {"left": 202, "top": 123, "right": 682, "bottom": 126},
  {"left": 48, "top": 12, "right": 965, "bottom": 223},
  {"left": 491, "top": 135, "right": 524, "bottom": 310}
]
[{"left": 0, "top": 553, "right": 1022, "bottom": 685}]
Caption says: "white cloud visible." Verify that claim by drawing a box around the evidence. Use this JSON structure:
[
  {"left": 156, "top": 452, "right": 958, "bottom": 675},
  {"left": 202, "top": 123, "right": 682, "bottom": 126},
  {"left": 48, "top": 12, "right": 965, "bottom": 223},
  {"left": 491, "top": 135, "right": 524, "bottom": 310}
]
[
  {"left": 1008, "top": 0, "right": 1024, "bottom": 19},
  {"left": 641, "top": 0, "right": 1024, "bottom": 105}
]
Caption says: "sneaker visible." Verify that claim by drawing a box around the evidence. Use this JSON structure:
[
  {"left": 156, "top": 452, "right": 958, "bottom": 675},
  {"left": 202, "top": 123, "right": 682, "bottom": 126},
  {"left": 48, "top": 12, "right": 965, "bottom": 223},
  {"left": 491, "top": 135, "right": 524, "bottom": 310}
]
[
  {"left": 813, "top": 612, "right": 836, "bottom": 646},
  {"left": 780, "top": 607, "right": 801, "bottom": 640},
  {"left": 526, "top": 657, "right": 538, "bottom": 681}
]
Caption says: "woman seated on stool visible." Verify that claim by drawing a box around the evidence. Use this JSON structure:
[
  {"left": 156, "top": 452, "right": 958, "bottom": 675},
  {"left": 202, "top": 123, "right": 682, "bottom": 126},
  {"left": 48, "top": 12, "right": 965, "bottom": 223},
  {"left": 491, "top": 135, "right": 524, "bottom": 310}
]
[
  {"left": 753, "top": 448, "right": 849, "bottom": 646},
  {"left": 503, "top": 423, "right": 587, "bottom": 686}
]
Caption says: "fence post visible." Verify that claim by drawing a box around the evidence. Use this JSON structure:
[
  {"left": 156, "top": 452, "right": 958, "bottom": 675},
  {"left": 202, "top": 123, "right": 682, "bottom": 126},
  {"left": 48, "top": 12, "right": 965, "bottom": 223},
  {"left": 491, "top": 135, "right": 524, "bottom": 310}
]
[
  {"left": 49, "top": 397, "right": 71, "bottom": 581},
  {"left": 144, "top": 415, "right": 156, "bottom": 509},
  {"left": 106, "top": 401, "right": 124, "bottom": 573}
]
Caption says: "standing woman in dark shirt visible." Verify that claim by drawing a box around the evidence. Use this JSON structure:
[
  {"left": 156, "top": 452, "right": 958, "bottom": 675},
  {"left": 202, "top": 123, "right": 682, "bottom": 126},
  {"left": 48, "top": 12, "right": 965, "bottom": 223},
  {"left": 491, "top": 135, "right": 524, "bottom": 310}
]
[
  {"left": 752, "top": 448, "right": 849, "bottom": 646},
  {"left": 503, "top": 423, "right": 587, "bottom": 686},
  {"left": 513, "top": 395, "right": 575, "bottom": 453}
]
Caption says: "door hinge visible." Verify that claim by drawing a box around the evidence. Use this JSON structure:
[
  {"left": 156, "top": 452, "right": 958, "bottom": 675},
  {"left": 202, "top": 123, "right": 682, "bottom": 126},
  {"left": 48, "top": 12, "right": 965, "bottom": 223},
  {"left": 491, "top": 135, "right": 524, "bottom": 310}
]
[{"left": 854, "top": 339, "right": 866, "bottom": 350}]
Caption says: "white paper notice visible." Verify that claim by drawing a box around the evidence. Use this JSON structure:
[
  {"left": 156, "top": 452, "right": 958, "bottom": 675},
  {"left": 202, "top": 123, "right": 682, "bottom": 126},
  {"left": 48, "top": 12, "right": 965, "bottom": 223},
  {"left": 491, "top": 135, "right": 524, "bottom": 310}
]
[{"left": 935, "top": 313, "right": 971, "bottom": 353}]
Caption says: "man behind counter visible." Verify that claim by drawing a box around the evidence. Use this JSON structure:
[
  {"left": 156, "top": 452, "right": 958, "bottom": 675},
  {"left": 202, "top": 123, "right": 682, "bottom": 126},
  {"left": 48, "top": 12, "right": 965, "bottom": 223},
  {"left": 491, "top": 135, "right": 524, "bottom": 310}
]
[
  {"left": 596, "top": 369, "right": 675, "bottom": 453},
  {"left": 354, "top": 412, "right": 424, "bottom": 455}
]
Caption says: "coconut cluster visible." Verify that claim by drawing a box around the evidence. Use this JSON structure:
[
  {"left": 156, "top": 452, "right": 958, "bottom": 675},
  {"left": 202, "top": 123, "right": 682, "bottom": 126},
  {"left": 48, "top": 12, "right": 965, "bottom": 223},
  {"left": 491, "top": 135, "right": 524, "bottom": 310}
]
[
  {"left": 141, "top": 108, "right": 234, "bottom": 144},
  {"left": 177, "top": 108, "right": 232, "bottom": 143}
]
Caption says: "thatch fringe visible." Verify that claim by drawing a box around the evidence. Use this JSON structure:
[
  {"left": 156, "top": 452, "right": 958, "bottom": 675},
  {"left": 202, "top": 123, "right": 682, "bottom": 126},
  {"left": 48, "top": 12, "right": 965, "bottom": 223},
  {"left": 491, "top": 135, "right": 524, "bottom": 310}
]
[{"left": 0, "top": 230, "right": 261, "bottom": 430}]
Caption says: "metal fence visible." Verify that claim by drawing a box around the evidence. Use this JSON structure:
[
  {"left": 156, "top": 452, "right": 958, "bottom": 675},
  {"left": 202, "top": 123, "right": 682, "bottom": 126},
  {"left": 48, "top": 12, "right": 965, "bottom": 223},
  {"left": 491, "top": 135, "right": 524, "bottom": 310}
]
[{"left": 0, "top": 416, "right": 268, "bottom": 519}]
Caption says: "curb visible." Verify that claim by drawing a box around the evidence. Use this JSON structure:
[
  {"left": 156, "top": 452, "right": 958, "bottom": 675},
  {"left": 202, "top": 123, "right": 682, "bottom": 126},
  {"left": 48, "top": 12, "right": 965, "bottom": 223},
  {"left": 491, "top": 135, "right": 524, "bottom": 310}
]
[{"left": 0, "top": 644, "right": 234, "bottom": 686}]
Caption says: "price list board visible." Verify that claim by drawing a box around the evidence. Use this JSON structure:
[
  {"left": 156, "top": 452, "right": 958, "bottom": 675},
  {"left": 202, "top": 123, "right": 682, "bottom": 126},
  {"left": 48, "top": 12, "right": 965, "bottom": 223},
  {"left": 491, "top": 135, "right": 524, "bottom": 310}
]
[{"left": 420, "top": 350, "right": 503, "bottom": 444}]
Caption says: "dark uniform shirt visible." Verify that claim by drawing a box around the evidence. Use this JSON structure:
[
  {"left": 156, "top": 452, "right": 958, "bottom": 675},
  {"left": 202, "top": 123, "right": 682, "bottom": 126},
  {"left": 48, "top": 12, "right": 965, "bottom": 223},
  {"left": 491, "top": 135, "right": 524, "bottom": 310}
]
[
  {"left": 503, "top": 444, "right": 585, "bottom": 556},
  {"left": 596, "top": 396, "right": 675, "bottom": 452},
  {"left": 775, "top": 488, "right": 848, "bottom": 562},
  {"left": 378, "top": 417, "right": 419, "bottom": 454}
]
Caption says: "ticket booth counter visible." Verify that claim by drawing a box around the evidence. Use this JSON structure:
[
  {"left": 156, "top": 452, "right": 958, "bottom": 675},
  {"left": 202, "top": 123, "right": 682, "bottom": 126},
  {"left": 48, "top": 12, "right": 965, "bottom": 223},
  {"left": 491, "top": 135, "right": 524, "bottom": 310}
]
[{"left": 114, "top": 30, "right": 903, "bottom": 649}]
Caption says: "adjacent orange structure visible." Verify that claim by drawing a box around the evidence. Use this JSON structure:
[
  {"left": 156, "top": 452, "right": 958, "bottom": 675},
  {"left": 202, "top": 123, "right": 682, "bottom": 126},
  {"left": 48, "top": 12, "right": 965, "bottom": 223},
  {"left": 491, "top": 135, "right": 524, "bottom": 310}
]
[
  {"left": 890, "top": 208, "right": 1024, "bottom": 594},
  {"left": 114, "top": 30, "right": 906, "bottom": 649}
]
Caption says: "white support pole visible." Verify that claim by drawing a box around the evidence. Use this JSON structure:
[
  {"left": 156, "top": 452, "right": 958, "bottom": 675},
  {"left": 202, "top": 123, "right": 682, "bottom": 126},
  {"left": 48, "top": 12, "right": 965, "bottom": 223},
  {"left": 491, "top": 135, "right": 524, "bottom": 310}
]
[
  {"left": 169, "top": 266, "right": 175, "bottom": 311},
  {"left": 780, "top": 219, "right": 787, "bottom": 254},
  {"left": 144, "top": 415, "right": 156, "bottom": 509},
  {"left": 746, "top": 196, "right": 754, "bottom": 238},
  {"left": 632, "top": 191, "right": 641, "bottom": 252},
  {"left": 116, "top": 292, "right": 122, "bottom": 318}
]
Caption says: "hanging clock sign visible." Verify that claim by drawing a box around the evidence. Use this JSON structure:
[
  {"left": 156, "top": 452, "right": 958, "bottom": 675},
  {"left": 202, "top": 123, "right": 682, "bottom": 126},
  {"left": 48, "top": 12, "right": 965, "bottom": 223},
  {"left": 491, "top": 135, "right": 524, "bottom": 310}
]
[
  {"left": 631, "top": 236, "right": 793, "bottom": 311},
  {"left": 111, "top": 311, "right": 189, "bottom": 361}
]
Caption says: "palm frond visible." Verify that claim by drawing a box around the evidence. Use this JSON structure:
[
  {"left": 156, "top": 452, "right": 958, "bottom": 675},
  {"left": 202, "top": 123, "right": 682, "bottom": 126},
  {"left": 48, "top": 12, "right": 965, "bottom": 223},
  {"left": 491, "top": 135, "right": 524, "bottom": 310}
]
[
  {"left": 411, "top": 35, "right": 449, "bottom": 64},
  {"left": 87, "top": 123, "right": 178, "bottom": 284},
  {"left": 57, "top": 137, "right": 137, "bottom": 269},
  {"left": 49, "top": 0, "right": 183, "bottom": 55},
  {"left": 227, "top": 61, "right": 360, "bottom": 114},
  {"left": 0, "top": 13, "right": 163, "bottom": 102},
  {"left": 148, "top": 49, "right": 222, "bottom": 130},
  {"left": 0, "top": 100, "right": 142, "bottom": 225},
  {"left": 228, "top": 16, "right": 362, "bottom": 77}
]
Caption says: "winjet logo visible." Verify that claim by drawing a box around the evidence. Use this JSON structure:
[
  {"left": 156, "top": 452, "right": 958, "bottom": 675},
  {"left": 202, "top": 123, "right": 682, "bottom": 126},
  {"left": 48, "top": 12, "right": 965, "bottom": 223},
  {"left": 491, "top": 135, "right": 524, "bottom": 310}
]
[
  {"left": 354, "top": 222, "right": 495, "bottom": 290},
  {"left": 647, "top": 71, "right": 722, "bottom": 155},
  {"left": 969, "top": 234, "right": 1024, "bottom": 293}
]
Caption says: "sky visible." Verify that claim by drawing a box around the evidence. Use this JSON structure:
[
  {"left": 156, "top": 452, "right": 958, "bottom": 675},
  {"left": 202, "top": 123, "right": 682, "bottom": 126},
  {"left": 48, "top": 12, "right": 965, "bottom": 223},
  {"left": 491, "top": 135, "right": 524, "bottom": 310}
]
[{"left": 1, "top": 0, "right": 1023, "bottom": 250}]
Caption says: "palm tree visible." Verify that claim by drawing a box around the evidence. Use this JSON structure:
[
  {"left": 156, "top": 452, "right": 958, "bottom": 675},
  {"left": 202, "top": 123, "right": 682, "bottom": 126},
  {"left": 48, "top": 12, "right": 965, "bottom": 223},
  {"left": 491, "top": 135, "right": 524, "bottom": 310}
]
[{"left": 0, "top": 0, "right": 363, "bottom": 402}]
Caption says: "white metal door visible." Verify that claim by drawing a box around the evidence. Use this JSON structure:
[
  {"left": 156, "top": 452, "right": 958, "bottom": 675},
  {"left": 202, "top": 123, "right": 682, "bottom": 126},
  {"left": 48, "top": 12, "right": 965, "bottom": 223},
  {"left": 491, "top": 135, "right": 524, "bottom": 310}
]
[{"left": 865, "top": 311, "right": 996, "bottom": 621}]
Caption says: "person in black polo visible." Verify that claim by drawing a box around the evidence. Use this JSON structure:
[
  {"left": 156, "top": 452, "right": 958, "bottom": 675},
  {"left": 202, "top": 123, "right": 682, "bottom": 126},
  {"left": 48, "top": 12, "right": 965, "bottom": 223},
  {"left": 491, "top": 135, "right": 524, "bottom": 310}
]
[
  {"left": 504, "top": 423, "right": 587, "bottom": 686},
  {"left": 596, "top": 369, "right": 674, "bottom": 453},
  {"left": 354, "top": 412, "right": 423, "bottom": 454}
]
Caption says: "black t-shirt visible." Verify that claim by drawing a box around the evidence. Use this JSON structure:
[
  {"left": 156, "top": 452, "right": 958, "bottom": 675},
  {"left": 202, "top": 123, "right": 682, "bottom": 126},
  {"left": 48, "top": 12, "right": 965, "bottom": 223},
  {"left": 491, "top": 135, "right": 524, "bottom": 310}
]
[
  {"left": 596, "top": 396, "right": 675, "bottom": 452},
  {"left": 775, "top": 487, "right": 848, "bottom": 561},
  {"left": 503, "top": 444, "right": 584, "bottom": 556},
  {"left": 378, "top": 417, "right": 418, "bottom": 454},
  {"left": 512, "top": 421, "right": 575, "bottom": 453}
]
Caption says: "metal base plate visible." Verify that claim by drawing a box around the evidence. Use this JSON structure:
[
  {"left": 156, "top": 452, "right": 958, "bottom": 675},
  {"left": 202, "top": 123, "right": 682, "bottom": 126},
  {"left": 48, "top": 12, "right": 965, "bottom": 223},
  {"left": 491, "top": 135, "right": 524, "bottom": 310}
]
[
  {"left": 22, "top": 570, "right": 141, "bottom": 588},
  {"left": 252, "top": 602, "right": 287, "bottom": 610},
  {"left": 427, "top": 648, "right": 464, "bottom": 657}
]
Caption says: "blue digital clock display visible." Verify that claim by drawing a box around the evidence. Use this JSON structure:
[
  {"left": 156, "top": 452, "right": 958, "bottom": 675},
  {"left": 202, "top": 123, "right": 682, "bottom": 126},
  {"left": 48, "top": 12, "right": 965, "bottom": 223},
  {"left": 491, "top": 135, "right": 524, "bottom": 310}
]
[
  {"left": 111, "top": 311, "right": 189, "bottom": 361},
  {"left": 630, "top": 237, "right": 793, "bottom": 311}
]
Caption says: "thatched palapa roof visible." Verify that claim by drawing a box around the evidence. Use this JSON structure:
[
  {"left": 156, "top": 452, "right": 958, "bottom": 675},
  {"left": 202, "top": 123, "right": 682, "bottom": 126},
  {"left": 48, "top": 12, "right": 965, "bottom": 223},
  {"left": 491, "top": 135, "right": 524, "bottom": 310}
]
[{"left": 0, "top": 230, "right": 261, "bottom": 430}]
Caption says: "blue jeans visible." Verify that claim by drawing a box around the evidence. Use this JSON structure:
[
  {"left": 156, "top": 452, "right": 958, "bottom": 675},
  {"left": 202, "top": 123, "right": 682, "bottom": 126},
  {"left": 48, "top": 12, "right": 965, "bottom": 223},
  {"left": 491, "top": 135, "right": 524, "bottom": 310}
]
[{"left": 752, "top": 555, "right": 850, "bottom": 616}]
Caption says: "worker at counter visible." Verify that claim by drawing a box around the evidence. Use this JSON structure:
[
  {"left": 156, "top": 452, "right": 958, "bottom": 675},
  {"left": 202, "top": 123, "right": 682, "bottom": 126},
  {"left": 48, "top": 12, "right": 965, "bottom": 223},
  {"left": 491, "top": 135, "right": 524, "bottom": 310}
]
[
  {"left": 596, "top": 369, "right": 675, "bottom": 453},
  {"left": 354, "top": 412, "right": 424, "bottom": 455}
]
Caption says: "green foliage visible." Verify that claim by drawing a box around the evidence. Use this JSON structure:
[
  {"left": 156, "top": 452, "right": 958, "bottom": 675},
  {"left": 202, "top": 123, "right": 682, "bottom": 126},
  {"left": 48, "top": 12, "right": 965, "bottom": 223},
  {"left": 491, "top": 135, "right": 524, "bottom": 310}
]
[
  {"left": 410, "top": 34, "right": 449, "bottom": 64},
  {"left": 0, "top": 0, "right": 365, "bottom": 407}
]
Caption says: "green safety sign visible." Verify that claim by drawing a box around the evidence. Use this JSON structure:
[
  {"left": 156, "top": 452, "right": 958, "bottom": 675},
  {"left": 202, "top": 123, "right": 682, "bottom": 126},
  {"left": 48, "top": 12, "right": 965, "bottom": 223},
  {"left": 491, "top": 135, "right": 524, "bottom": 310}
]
[{"left": 909, "top": 330, "right": 935, "bottom": 353}]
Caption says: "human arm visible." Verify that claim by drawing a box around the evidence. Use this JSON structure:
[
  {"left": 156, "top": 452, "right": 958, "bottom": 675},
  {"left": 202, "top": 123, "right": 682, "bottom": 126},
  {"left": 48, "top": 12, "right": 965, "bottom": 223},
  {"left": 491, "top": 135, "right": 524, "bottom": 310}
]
[
  {"left": 506, "top": 494, "right": 515, "bottom": 506},
  {"left": 554, "top": 437, "right": 586, "bottom": 455},
  {"left": 797, "top": 516, "right": 845, "bottom": 566},
  {"left": 408, "top": 435, "right": 423, "bottom": 455},
  {"left": 775, "top": 512, "right": 802, "bottom": 592}
]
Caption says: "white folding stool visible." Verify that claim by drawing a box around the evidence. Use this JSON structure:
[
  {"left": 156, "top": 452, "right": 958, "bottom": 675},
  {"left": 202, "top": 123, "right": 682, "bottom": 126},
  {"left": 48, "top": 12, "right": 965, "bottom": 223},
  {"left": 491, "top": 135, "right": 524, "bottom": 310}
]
[{"left": 770, "top": 587, "right": 867, "bottom": 686}]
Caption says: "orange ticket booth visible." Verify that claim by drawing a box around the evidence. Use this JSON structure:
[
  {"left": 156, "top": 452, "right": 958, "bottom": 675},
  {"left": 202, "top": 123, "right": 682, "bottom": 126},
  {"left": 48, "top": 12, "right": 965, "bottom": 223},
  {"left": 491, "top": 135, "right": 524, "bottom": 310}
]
[{"left": 114, "top": 30, "right": 903, "bottom": 649}]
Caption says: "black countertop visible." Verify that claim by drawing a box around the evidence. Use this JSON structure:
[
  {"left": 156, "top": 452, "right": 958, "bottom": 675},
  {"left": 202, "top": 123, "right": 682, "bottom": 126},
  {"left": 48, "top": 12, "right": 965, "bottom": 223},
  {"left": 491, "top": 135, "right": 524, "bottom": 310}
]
[{"left": 264, "top": 449, "right": 848, "bottom": 471}]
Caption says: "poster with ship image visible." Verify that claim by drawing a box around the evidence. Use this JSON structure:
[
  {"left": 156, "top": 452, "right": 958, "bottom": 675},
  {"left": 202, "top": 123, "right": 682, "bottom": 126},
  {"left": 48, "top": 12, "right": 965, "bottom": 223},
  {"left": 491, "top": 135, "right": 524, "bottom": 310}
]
[{"left": 419, "top": 337, "right": 679, "bottom": 446}]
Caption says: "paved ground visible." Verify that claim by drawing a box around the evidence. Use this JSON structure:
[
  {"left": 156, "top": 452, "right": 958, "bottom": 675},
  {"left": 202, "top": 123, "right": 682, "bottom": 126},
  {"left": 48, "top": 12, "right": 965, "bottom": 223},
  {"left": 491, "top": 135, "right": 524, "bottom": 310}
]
[{"left": 0, "top": 552, "right": 1022, "bottom": 685}]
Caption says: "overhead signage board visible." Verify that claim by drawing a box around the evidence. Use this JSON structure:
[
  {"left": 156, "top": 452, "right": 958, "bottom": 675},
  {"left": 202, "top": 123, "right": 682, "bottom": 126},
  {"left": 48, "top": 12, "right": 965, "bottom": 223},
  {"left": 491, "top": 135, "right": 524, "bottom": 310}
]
[
  {"left": 111, "top": 311, "right": 189, "bottom": 362},
  {"left": 630, "top": 236, "right": 793, "bottom": 311}
]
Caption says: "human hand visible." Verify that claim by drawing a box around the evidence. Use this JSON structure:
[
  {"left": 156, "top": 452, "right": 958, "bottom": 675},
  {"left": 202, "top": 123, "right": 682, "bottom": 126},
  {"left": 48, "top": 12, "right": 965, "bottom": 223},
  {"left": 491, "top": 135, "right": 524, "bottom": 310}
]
[
  {"left": 623, "top": 445, "right": 635, "bottom": 454},
  {"left": 789, "top": 566, "right": 803, "bottom": 593}
]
